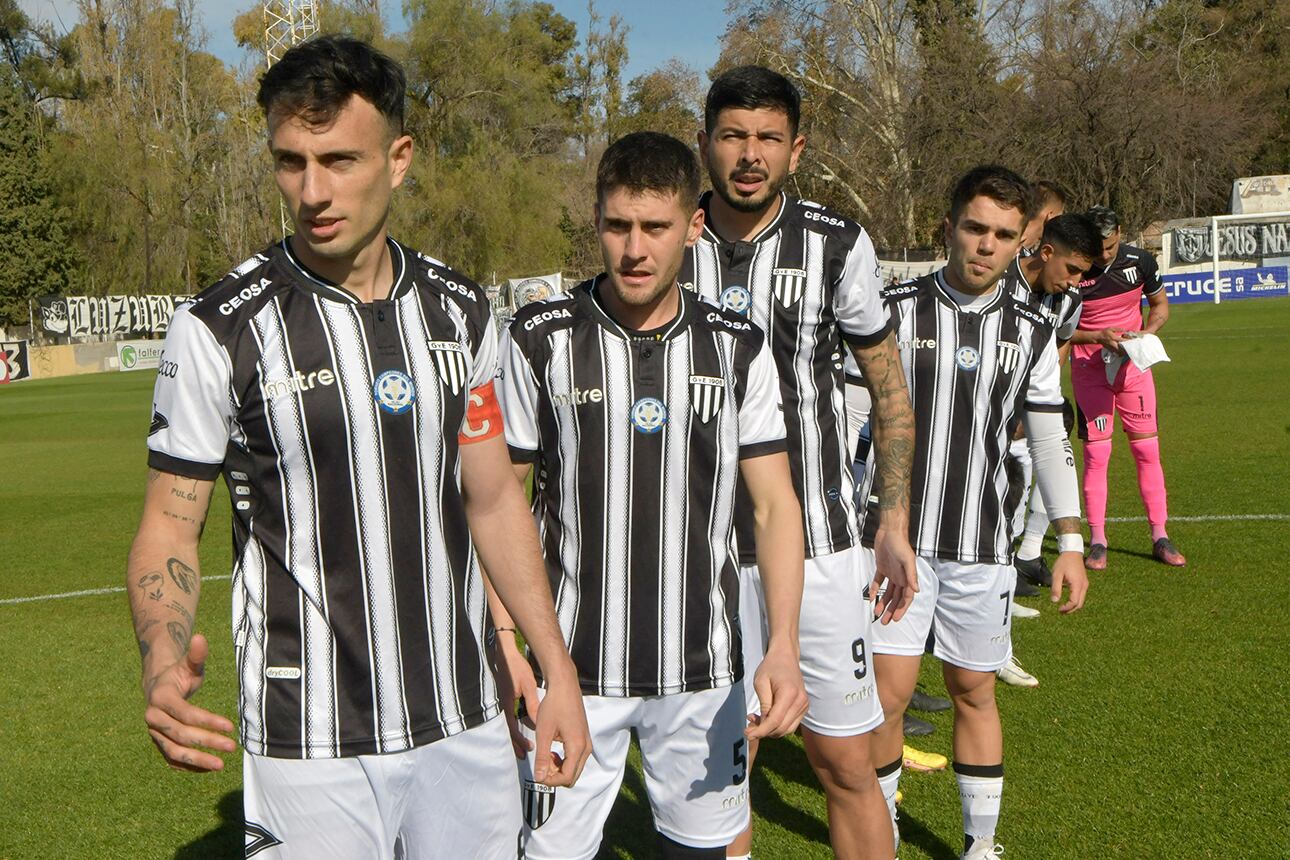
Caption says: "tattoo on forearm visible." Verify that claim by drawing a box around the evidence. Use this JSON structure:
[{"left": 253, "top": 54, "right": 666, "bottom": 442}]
[
  {"left": 167, "top": 621, "right": 190, "bottom": 653},
  {"left": 1052, "top": 516, "right": 1081, "bottom": 535},
  {"left": 856, "top": 338, "right": 914, "bottom": 513},
  {"left": 166, "top": 558, "right": 196, "bottom": 595},
  {"left": 136, "top": 571, "right": 165, "bottom": 602},
  {"left": 166, "top": 600, "right": 194, "bottom": 628},
  {"left": 138, "top": 639, "right": 150, "bottom": 659}
]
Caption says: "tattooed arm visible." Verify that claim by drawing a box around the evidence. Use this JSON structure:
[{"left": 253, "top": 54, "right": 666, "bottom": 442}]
[
  {"left": 851, "top": 331, "right": 919, "bottom": 622},
  {"left": 126, "top": 469, "right": 235, "bottom": 771}
]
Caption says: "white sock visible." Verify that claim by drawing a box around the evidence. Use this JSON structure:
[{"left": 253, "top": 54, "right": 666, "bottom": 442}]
[
  {"left": 954, "top": 763, "right": 1003, "bottom": 851},
  {"left": 877, "top": 758, "right": 902, "bottom": 851},
  {"left": 727, "top": 854, "right": 751, "bottom": 860},
  {"left": 1018, "top": 492, "right": 1048, "bottom": 560}
]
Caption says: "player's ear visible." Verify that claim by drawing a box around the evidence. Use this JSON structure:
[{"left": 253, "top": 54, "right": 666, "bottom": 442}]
[{"left": 686, "top": 205, "right": 704, "bottom": 248}]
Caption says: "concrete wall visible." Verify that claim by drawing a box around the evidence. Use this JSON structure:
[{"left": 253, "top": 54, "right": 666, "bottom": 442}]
[{"left": 26, "top": 343, "right": 120, "bottom": 379}]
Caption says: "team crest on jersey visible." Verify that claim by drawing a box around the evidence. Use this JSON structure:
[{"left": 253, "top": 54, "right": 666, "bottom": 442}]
[
  {"left": 720, "top": 285, "right": 751, "bottom": 315},
  {"left": 996, "top": 342, "right": 1021, "bottom": 374},
  {"left": 522, "top": 779, "right": 556, "bottom": 830},
  {"left": 245, "top": 822, "right": 283, "bottom": 857},
  {"left": 1123, "top": 266, "right": 1139, "bottom": 285},
  {"left": 630, "top": 397, "right": 668, "bottom": 434},
  {"left": 690, "top": 375, "right": 726, "bottom": 422},
  {"left": 773, "top": 267, "right": 807, "bottom": 307},
  {"left": 955, "top": 346, "right": 980, "bottom": 371},
  {"left": 374, "top": 369, "right": 417, "bottom": 414},
  {"left": 427, "top": 341, "right": 468, "bottom": 395}
]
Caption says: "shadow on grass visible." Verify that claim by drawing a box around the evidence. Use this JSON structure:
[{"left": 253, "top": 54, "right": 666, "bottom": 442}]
[
  {"left": 898, "top": 810, "right": 959, "bottom": 860},
  {"left": 174, "top": 790, "right": 242, "bottom": 859}
]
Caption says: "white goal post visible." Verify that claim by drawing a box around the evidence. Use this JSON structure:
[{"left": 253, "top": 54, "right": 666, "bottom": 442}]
[{"left": 1207, "top": 211, "right": 1290, "bottom": 305}]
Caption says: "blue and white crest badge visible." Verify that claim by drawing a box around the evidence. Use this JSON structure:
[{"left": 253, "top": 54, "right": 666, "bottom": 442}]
[
  {"left": 720, "top": 286, "right": 751, "bottom": 315},
  {"left": 630, "top": 397, "right": 668, "bottom": 434},
  {"left": 374, "top": 370, "right": 416, "bottom": 414},
  {"left": 427, "top": 341, "right": 468, "bottom": 395},
  {"left": 955, "top": 346, "right": 980, "bottom": 371},
  {"left": 690, "top": 375, "right": 725, "bottom": 423},
  {"left": 773, "top": 267, "right": 807, "bottom": 307}
]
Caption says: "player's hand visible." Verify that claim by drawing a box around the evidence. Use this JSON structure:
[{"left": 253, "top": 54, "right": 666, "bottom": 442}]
[
  {"left": 1096, "top": 327, "right": 1125, "bottom": 353},
  {"left": 490, "top": 634, "right": 538, "bottom": 759},
  {"left": 142, "top": 633, "right": 236, "bottom": 772},
  {"left": 747, "top": 641, "right": 808, "bottom": 740},
  {"left": 872, "top": 526, "right": 919, "bottom": 624},
  {"left": 530, "top": 663, "right": 591, "bottom": 788},
  {"left": 1050, "top": 552, "right": 1088, "bottom": 614}
]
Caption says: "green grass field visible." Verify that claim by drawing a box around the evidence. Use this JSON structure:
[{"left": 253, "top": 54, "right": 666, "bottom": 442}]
[{"left": 2, "top": 299, "right": 1288, "bottom": 859}]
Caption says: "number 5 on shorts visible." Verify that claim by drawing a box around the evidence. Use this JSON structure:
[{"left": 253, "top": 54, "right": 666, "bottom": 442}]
[{"left": 733, "top": 740, "right": 747, "bottom": 785}]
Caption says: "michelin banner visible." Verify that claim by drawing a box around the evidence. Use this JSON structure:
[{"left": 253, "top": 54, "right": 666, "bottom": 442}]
[{"left": 1159, "top": 266, "right": 1289, "bottom": 304}]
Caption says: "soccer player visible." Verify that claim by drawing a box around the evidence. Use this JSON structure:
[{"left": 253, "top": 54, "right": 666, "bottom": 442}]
[
  {"left": 487, "top": 131, "right": 809, "bottom": 859},
  {"left": 1018, "top": 179, "right": 1069, "bottom": 254},
  {"left": 863, "top": 166, "right": 1089, "bottom": 859},
  {"left": 1070, "top": 206, "right": 1186, "bottom": 568},
  {"left": 125, "top": 37, "right": 590, "bottom": 859},
  {"left": 681, "top": 66, "right": 918, "bottom": 860},
  {"left": 995, "top": 213, "right": 1103, "bottom": 687}
]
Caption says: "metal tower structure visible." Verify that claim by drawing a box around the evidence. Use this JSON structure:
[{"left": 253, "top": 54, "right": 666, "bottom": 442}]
[
  {"left": 264, "top": 1, "right": 320, "bottom": 234},
  {"left": 264, "top": 0, "right": 320, "bottom": 69}
]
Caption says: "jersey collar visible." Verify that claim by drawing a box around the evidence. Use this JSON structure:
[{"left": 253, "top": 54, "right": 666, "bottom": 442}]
[
  {"left": 276, "top": 236, "right": 411, "bottom": 304},
  {"left": 578, "top": 275, "right": 694, "bottom": 342},
  {"left": 698, "top": 190, "right": 790, "bottom": 246},
  {"left": 932, "top": 267, "right": 1010, "bottom": 315}
]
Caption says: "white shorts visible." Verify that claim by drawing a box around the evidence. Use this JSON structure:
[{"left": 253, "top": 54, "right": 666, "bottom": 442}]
[
  {"left": 519, "top": 685, "right": 750, "bottom": 859},
  {"left": 740, "top": 546, "right": 883, "bottom": 737},
  {"left": 869, "top": 550, "right": 1016, "bottom": 672},
  {"left": 242, "top": 715, "right": 521, "bottom": 859}
]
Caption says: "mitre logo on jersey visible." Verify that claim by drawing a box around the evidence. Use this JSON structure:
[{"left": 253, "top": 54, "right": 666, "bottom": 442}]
[
  {"left": 690, "top": 375, "right": 726, "bottom": 423},
  {"left": 261, "top": 368, "right": 337, "bottom": 402},
  {"left": 551, "top": 386, "right": 603, "bottom": 408},
  {"left": 955, "top": 346, "right": 980, "bottom": 371},
  {"left": 522, "top": 779, "right": 556, "bottom": 830},
  {"left": 996, "top": 341, "right": 1021, "bottom": 374},
  {"left": 427, "top": 341, "right": 468, "bottom": 394},
  {"left": 773, "top": 268, "right": 807, "bottom": 306},
  {"left": 373, "top": 369, "right": 416, "bottom": 415},
  {"left": 630, "top": 397, "right": 668, "bottom": 434},
  {"left": 720, "top": 285, "right": 751, "bottom": 315}
]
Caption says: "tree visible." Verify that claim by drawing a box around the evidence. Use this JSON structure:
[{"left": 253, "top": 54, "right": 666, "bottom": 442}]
[{"left": 0, "top": 70, "right": 78, "bottom": 325}]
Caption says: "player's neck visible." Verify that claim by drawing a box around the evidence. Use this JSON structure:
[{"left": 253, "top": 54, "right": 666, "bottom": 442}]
[
  {"left": 1018, "top": 254, "right": 1046, "bottom": 292},
  {"left": 594, "top": 278, "right": 681, "bottom": 333},
  {"left": 288, "top": 227, "right": 395, "bottom": 304},
  {"left": 707, "top": 190, "right": 784, "bottom": 242}
]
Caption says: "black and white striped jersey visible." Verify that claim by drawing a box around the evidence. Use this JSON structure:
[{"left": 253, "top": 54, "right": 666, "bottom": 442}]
[
  {"left": 498, "top": 279, "right": 787, "bottom": 697},
  {"left": 1002, "top": 258, "right": 1083, "bottom": 343},
  {"left": 147, "top": 237, "right": 503, "bottom": 759},
  {"left": 679, "top": 192, "right": 891, "bottom": 562},
  {"left": 857, "top": 271, "right": 1064, "bottom": 564}
]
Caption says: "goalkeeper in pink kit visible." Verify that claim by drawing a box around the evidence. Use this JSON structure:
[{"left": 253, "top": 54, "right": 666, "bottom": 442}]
[{"left": 1070, "top": 207, "right": 1186, "bottom": 569}]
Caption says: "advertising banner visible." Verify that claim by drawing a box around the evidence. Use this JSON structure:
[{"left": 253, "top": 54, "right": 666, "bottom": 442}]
[
  {"left": 1, "top": 340, "right": 31, "bottom": 381},
  {"left": 44, "top": 295, "right": 189, "bottom": 336},
  {"left": 1159, "top": 266, "right": 1289, "bottom": 304},
  {"left": 116, "top": 339, "right": 166, "bottom": 372}
]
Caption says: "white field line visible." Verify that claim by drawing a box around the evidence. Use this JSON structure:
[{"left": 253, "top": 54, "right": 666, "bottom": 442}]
[
  {"left": 2, "top": 511, "right": 1287, "bottom": 604},
  {"left": 0, "top": 574, "right": 231, "bottom": 606}
]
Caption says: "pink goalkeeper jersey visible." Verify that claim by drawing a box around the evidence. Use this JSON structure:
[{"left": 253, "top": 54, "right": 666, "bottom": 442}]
[{"left": 1073, "top": 244, "right": 1162, "bottom": 362}]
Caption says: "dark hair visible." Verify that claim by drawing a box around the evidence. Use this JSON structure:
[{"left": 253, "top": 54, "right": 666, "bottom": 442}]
[
  {"left": 704, "top": 65, "right": 801, "bottom": 136},
  {"left": 1084, "top": 205, "right": 1120, "bottom": 238},
  {"left": 257, "top": 36, "right": 406, "bottom": 134},
  {"left": 596, "top": 132, "right": 700, "bottom": 209},
  {"left": 1042, "top": 213, "right": 1102, "bottom": 261},
  {"left": 1033, "top": 179, "right": 1070, "bottom": 211},
  {"left": 948, "top": 165, "right": 1034, "bottom": 223}
]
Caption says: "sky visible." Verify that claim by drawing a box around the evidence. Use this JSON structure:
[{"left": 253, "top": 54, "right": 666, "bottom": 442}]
[{"left": 18, "top": 0, "right": 730, "bottom": 82}]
